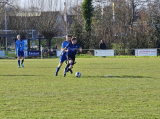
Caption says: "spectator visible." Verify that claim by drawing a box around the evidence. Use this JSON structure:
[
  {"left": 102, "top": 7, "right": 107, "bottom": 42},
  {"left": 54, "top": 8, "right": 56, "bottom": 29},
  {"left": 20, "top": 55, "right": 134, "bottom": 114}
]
[{"left": 99, "top": 40, "right": 106, "bottom": 49}]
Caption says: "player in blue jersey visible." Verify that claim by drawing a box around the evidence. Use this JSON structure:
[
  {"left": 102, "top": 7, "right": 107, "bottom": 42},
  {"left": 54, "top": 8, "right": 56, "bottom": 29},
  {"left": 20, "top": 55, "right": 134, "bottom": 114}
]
[
  {"left": 55, "top": 34, "right": 72, "bottom": 76},
  {"left": 60, "top": 37, "right": 82, "bottom": 77},
  {"left": 15, "top": 35, "right": 25, "bottom": 68}
]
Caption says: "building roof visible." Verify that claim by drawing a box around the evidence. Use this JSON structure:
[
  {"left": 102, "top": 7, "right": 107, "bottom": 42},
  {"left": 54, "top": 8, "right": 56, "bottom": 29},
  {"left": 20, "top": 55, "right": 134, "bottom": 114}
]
[{"left": 16, "top": 12, "right": 41, "bottom": 17}]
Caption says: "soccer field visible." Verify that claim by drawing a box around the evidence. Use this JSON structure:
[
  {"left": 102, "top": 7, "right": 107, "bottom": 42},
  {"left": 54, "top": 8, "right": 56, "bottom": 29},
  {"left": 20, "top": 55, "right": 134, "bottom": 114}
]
[{"left": 0, "top": 58, "right": 160, "bottom": 118}]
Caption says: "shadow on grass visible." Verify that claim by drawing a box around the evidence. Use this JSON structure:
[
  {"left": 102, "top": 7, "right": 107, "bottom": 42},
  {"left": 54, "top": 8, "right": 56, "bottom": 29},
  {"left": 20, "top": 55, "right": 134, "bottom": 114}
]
[
  {"left": 82, "top": 68, "right": 129, "bottom": 69},
  {"left": 0, "top": 75, "right": 41, "bottom": 76},
  {"left": 38, "top": 67, "right": 53, "bottom": 68},
  {"left": 83, "top": 75, "right": 152, "bottom": 79}
]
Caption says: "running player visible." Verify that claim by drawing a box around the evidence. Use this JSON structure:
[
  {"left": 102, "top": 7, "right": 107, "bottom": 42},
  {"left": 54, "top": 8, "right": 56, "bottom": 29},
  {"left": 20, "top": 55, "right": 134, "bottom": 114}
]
[
  {"left": 15, "top": 35, "right": 25, "bottom": 68},
  {"left": 55, "top": 34, "right": 72, "bottom": 76},
  {"left": 60, "top": 37, "right": 82, "bottom": 77}
]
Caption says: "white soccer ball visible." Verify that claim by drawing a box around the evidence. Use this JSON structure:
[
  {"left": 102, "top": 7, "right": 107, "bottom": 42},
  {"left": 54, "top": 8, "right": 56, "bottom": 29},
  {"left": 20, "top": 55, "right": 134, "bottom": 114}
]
[{"left": 75, "top": 72, "right": 81, "bottom": 78}]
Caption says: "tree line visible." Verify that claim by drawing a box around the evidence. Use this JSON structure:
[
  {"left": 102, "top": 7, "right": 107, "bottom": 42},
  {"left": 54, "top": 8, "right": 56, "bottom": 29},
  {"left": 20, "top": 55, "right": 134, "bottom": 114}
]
[
  {"left": 71, "top": 0, "right": 160, "bottom": 55},
  {"left": 1, "top": 0, "right": 160, "bottom": 53}
]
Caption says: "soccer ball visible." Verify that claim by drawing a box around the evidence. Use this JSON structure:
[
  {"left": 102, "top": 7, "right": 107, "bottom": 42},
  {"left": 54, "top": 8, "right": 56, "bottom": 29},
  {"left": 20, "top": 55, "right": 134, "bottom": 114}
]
[{"left": 75, "top": 72, "right": 81, "bottom": 78}]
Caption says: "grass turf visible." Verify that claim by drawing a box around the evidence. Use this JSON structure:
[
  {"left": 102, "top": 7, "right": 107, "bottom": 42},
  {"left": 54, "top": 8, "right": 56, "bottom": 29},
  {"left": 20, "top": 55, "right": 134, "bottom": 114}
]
[{"left": 0, "top": 58, "right": 160, "bottom": 118}]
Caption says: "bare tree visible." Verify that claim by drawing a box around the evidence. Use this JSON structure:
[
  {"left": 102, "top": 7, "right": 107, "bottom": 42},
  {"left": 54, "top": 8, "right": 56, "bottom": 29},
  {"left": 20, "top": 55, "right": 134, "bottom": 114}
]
[{"left": 8, "top": 0, "right": 64, "bottom": 48}]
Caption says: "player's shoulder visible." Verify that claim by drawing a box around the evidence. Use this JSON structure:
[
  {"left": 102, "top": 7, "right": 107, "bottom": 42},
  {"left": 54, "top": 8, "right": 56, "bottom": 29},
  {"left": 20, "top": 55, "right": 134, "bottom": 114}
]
[
  {"left": 16, "top": 40, "right": 19, "bottom": 43},
  {"left": 69, "top": 42, "right": 72, "bottom": 45},
  {"left": 62, "top": 40, "right": 68, "bottom": 44},
  {"left": 65, "top": 42, "right": 71, "bottom": 48},
  {"left": 76, "top": 43, "right": 80, "bottom": 47},
  {"left": 68, "top": 42, "right": 73, "bottom": 46},
  {"left": 62, "top": 41, "right": 67, "bottom": 46}
]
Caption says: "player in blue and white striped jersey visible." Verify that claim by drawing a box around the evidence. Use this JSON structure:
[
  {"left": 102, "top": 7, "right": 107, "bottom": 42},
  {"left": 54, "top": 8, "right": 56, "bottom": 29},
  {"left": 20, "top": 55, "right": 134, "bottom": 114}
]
[{"left": 60, "top": 37, "right": 82, "bottom": 77}]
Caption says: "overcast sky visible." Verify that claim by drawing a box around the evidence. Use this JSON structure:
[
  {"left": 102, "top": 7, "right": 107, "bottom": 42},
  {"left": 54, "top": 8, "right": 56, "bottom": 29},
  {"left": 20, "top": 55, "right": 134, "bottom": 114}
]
[
  {"left": 13, "top": 0, "right": 84, "bottom": 11},
  {"left": 11, "top": 0, "right": 152, "bottom": 12}
]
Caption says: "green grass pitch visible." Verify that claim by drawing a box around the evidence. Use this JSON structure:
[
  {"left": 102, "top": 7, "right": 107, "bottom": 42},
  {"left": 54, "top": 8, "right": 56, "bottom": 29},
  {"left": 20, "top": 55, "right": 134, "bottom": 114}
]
[{"left": 0, "top": 58, "right": 160, "bottom": 118}]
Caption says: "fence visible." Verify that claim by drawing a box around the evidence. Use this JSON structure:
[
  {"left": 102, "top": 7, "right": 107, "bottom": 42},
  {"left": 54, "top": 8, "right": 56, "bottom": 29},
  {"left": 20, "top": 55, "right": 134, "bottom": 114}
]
[{"left": 0, "top": 48, "right": 160, "bottom": 59}]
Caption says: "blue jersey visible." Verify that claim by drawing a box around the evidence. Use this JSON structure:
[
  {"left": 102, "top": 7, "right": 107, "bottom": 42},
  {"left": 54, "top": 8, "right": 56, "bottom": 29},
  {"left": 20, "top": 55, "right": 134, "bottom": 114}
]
[
  {"left": 66, "top": 43, "right": 81, "bottom": 56},
  {"left": 61, "top": 40, "right": 70, "bottom": 55},
  {"left": 15, "top": 40, "right": 25, "bottom": 52}
]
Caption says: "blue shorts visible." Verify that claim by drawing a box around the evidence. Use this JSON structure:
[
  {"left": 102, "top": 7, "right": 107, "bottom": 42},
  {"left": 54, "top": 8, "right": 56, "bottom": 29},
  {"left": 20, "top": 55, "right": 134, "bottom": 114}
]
[
  {"left": 59, "top": 54, "right": 67, "bottom": 63},
  {"left": 18, "top": 51, "right": 24, "bottom": 57}
]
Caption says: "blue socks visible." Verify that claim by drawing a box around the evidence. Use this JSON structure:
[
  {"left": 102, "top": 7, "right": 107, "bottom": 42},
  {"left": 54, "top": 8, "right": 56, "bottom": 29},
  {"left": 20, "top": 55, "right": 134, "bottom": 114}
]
[
  {"left": 66, "top": 68, "right": 70, "bottom": 72},
  {"left": 18, "top": 60, "right": 20, "bottom": 66},
  {"left": 18, "top": 60, "right": 24, "bottom": 67},
  {"left": 65, "top": 63, "right": 70, "bottom": 71},
  {"left": 56, "top": 67, "right": 60, "bottom": 73},
  {"left": 21, "top": 60, "right": 24, "bottom": 64}
]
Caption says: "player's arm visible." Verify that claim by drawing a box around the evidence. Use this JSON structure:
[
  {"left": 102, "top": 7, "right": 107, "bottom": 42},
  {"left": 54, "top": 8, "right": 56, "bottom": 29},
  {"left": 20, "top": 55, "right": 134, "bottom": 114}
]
[
  {"left": 60, "top": 47, "right": 67, "bottom": 56},
  {"left": 61, "top": 42, "right": 66, "bottom": 51},
  {"left": 63, "top": 49, "right": 68, "bottom": 52},
  {"left": 78, "top": 44, "right": 82, "bottom": 52},
  {"left": 61, "top": 47, "right": 68, "bottom": 52},
  {"left": 61, "top": 47, "right": 64, "bottom": 51},
  {"left": 79, "top": 47, "right": 82, "bottom": 52},
  {"left": 60, "top": 43, "right": 70, "bottom": 56},
  {"left": 15, "top": 42, "right": 17, "bottom": 55},
  {"left": 23, "top": 41, "right": 25, "bottom": 52},
  {"left": 60, "top": 42, "right": 66, "bottom": 55}
]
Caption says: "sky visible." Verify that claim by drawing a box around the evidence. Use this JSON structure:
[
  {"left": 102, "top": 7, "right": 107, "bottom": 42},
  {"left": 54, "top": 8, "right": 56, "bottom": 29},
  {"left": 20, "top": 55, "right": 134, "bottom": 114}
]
[
  {"left": 12, "top": 0, "right": 111, "bottom": 11},
  {"left": 13, "top": 0, "right": 84, "bottom": 11},
  {"left": 10, "top": 0, "right": 152, "bottom": 12}
]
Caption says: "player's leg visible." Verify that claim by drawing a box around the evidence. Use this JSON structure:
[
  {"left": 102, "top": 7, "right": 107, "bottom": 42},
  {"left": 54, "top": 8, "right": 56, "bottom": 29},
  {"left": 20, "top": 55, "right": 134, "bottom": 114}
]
[
  {"left": 67, "top": 60, "right": 73, "bottom": 71},
  {"left": 17, "top": 51, "right": 21, "bottom": 68},
  {"left": 65, "top": 54, "right": 68, "bottom": 64},
  {"left": 64, "top": 55, "right": 70, "bottom": 71},
  {"left": 68, "top": 59, "right": 75, "bottom": 74},
  {"left": 55, "top": 62, "right": 63, "bottom": 76},
  {"left": 68, "top": 56, "right": 75, "bottom": 73},
  {"left": 68, "top": 55, "right": 73, "bottom": 74},
  {"left": 65, "top": 56, "right": 68, "bottom": 64},
  {"left": 64, "top": 61, "right": 70, "bottom": 71},
  {"left": 69, "top": 56, "right": 75, "bottom": 70},
  {"left": 65, "top": 62, "right": 73, "bottom": 74},
  {"left": 64, "top": 56, "right": 74, "bottom": 74},
  {"left": 64, "top": 59, "right": 73, "bottom": 77},
  {"left": 55, "top": 55, "right": 66, "bottom": 76},
  {"left": 18, "top": 56, "right": 20, "bottom": 68},
  {"left": 21, "top": 51, "right": 24, "bottom": 67}
]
